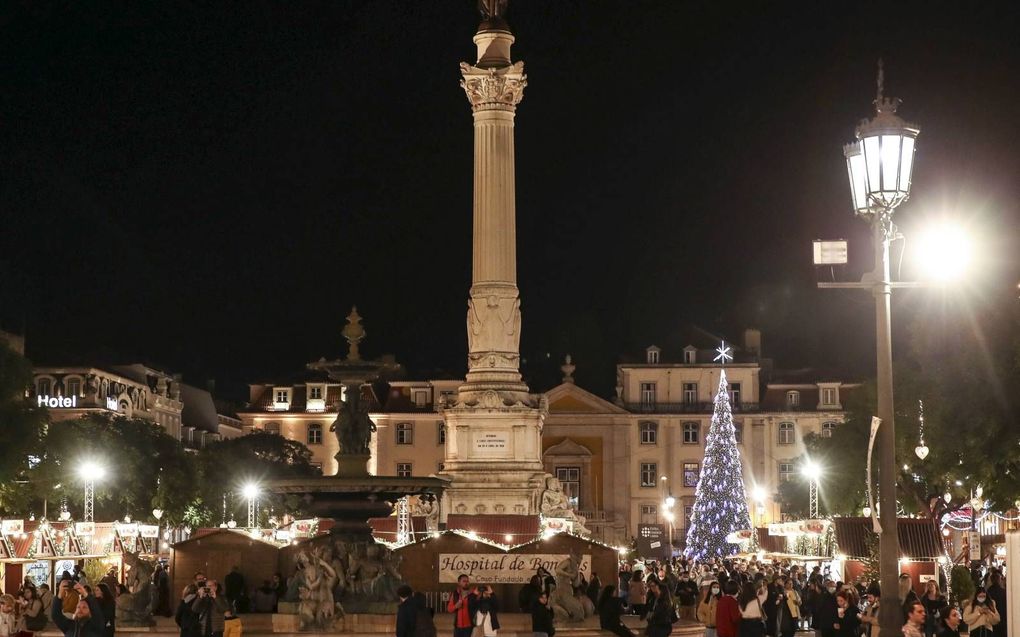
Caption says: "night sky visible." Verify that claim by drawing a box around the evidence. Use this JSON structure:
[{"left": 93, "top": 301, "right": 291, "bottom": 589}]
[{"left": 3, "top": 2, "right": 1018, "bottom": 400}]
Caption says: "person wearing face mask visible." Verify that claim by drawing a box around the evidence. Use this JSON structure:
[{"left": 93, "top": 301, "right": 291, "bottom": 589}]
[
  {"left": 962, "top": 587, "right": 1000, "bottom": 637},
  {"left": 698, "top": 582, "right": 720, "bottom": 637},
  {"left": 676, "top": 573, "right": 699, "bottom": 621},
  {"left": 812, "top": 581, "right": 838, "bottom": 637}
]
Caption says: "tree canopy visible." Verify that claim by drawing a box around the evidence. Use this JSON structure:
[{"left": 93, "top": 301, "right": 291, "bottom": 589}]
[{"left": 780, "top": 297, "right": 1020, "bottom": 520}]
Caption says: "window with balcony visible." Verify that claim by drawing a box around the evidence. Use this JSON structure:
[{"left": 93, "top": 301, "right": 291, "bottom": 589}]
[
  {"left": 640, "top": 463, "right": 657, "bottom": 487},
  {"left": 778, "top": 422, "right": 795, "bottom": 445},
  {"left": 640, "top": 382, "right": 656, "bottom": 407},
  {"left": 778, "top": 462, "right": 794, "bottom": 482},
  {"left": 729, "top": 382, "right": 741, "bottom": 406},
  {"left": 734, "top": 421, "right": 743, "bottom": 444},
  {"left": 682, "top": 383, "right": 697, "bottom": 404},
  {"left": 821, "top": 421, "right": 838, "bottom": 438},
  {"left": 396, "top": 463, "right": 412, "bottom": 477},
  {"left": 396, "top": 422, "right": 414, "bottom": 445},
  {"left": 437, "top": 422, "right": 446, "bottom": 445},
  {"left": 786, "top": 391, "right": 800, "bottom": 408},
  {"left": 639, "top": 421, "right": 658, "bottom": 444},
  {"left": 307, "top": 423, "right": 323, "bottom": 445},
  {"left": 683, "top": 462, "right": 700, "bottom": 487},
  {"left": 555, "top": 467, "right": 580, "bottom": 508},
  {"left": 682, "top": 421, "right": 700, "bottom": 444}
]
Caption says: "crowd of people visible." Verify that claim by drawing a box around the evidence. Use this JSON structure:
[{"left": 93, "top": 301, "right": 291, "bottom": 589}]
[{"left": 389, "top": 555, "right": 1008, "bottom": 637}]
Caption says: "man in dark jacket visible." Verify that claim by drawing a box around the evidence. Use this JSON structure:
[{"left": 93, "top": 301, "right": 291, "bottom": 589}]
[
  {"left": 675, "top": 573, "right": 699, "bottom": 621},
  {"left": 396, "top": 585, "right": 417, "bottom": 637},
  {"left": 224, "top": 567, "right": 245, "bottom": 609},
  {"left": 532, "top": 591, "right": 555, "bottom": 637},
  {"left": 51, "top": 581, "right": 105, "bottom": 637},
  {"left": 813, "top": 581, "right": 839, "bottom": 637}
]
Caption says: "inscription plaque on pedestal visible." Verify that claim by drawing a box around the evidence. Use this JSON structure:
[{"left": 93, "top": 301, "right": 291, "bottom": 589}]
[{"left": 472, "top": 431, "right": 510, "bottom": 456}]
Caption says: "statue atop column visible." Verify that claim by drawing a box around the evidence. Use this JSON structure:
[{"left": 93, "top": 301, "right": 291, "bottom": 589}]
[{"left": 330, "top": 383, "right": 375, "bottom": 457}]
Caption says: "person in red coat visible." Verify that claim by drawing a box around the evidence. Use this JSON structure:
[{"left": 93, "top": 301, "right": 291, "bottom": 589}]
[{"left": 717, "top": 581, "right": 742, "bottom": 637}]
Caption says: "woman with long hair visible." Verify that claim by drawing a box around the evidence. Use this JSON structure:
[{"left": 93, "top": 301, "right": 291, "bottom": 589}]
[
  {"left": 697, "top": 582, "right": 720, "bottom": 637},
  {"left": 737, "top": 582, "right": 768, "bottom": 637},
  {"left": 920, "top": 580, "right": 947, "bottom": 637},
  {"left": 962, "top": 587, "right": 1000, "bottom": 637},
  {"left": 95, "top": 584, "right": 116, "bottom": 637}
]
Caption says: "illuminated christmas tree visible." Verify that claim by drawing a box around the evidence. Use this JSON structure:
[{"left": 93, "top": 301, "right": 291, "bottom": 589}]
[{"left": 684, "top": 366, "right": 753, "bottom": 560}]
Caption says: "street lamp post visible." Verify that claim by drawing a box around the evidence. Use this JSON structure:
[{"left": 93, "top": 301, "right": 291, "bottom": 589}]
[
  {"left": 661, "top": 475, "right": 675, "bottom": 553},
  {"left": 823, "top": 63, "right": 920, "bottom": 637},
  {"left": 78, "top": 462, "right": 106, "bottom": 523},
  {"left": 242, "top": 483, "right": 259, "bottom": 529},
  {"left": 802, "top": 461, "right": 822, "bottom": 518}
]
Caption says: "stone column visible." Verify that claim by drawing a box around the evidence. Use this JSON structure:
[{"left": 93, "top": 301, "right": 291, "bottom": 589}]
[{"left": 460, "top": 29, "right": 528, "bottom": 393}]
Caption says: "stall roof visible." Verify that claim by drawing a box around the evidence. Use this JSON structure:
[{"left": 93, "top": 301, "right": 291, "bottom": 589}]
[{"left": 832, "top": 517, "right": 944, "bottom": 560}]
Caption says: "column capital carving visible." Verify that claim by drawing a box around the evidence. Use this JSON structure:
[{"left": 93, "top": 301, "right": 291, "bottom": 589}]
[{"left": 460, "top": 61, "right": 526, "bottom": 111}]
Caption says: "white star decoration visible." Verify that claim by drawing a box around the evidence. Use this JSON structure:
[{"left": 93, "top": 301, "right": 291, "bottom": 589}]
[{"left": 714, "top": 341, "right": 733, "bottom": 364}]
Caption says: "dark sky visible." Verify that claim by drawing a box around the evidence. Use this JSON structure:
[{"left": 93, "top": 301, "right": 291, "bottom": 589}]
[{"left": 3, "top": 1, "right": 1018, "bottom": 400}]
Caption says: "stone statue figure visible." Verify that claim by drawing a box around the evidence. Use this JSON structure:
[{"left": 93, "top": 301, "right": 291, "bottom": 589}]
[
  {"left": 466, "top": 294, "right": 521, "bottom": 362},
  {"left": 540, "top": 476, "right": 591, "bottom": 536},
  {"left": 479, "top": 0, "right": 508, "bottom": 20},
  {"left": 548, "top": 553, "right": 588, "bottom": 622},
  {"left": 116, "top": 550, "right": 156, "bottom": 626},
  {"left": 540, "top": 476, "right": 572, "bottom": 518},
  {"left": 330, "top": 384, "right": 375, "bottom": 455}
]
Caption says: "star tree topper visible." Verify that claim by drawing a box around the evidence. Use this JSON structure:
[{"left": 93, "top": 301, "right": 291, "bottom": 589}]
[{"left": 714, "top": 340, "right": 733, "bottom": 364}]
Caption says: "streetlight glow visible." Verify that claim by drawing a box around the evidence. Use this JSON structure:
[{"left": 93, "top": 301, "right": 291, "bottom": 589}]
[
  {"left": 664, "top": 496, "right": 676, "bottom": 509},
  {"left": 242, "top": 483, "right": 259, "bottom": 499},
  {"left": 915, "top": 223, "right": 973, "bottom": 282},
  {"left": 801, "top": 460, "right": 822, "bottom": 481},
  {"left": 78, "top": 461, "right": 105, "bottom": 480},
  {"left": 751, "top": 486, "right": 766, "bottom": 504}
]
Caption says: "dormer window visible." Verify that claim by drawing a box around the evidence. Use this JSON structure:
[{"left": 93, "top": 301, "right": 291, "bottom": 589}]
[
  {"left": 819, "top": 386, "right": 839, "bottom": 407},
  {"left": 683, "top": 347, "right": 697, "bottom": 364},
  {"left": 273, "top": 387, "right": 291, "bottom": 410},
  {"left": 786, "top": 391, "right": 800, "bottom": 408},
  {"left": 413, "top": 389, "right": 429, "bottom": 407},
  {"left": 646, "top": 346, "right": 661, "bottom": 364},
  {"left": 306, "top": 384, "right": 325, "bottom": 411}
]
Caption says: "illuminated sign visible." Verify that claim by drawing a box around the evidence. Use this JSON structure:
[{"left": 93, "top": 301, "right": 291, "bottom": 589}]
[
  {"left": 106, "top": 397, "right": 119, "bottom": 411},
  {"left": 37, "top": 395, "right": 77, "bottom": 408},
  {"left": 813, "top": 240, "right": 849, "bottom": 265}
]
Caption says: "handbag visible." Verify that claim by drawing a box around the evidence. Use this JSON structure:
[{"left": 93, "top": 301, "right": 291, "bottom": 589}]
[{"left": 471, "top": 611, "right": 488, "bottom": 637}]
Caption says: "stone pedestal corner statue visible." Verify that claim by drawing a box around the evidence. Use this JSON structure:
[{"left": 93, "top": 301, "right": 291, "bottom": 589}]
[{"left": 115, "top": 551, "right": 157, "bottom": 627}]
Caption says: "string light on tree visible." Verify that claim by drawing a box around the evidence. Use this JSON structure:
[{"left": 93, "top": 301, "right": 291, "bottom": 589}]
[
  {"left": 915, "top": 399, "right": 929, "bottom": 460},
  {"left": 683, "top": 369, "right": 752, "bottom": 560}
]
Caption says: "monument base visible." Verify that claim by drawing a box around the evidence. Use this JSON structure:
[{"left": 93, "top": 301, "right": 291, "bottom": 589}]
[{"left": 335, "top": 453, "right": 371, "bottom": 478}]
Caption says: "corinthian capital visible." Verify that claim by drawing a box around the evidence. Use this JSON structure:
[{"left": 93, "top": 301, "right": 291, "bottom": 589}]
[{"left": 460, "top": 61, "right": 526, "bottom": 111}]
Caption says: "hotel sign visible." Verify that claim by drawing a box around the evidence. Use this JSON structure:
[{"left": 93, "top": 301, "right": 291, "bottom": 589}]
[
  {"left": 438, "top": 553, "right": 591, "bottom": 584},
  {"left": 37, "top": 395, "right": 79, "bottom": 408}
]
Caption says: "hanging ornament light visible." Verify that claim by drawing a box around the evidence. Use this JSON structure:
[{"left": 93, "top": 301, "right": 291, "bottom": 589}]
[{"left": 914, "top": 399, "right": 929, "bottom": 460}]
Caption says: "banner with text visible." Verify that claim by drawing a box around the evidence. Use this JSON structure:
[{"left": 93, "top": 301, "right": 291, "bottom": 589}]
[{"left": 438, "top": 553, "right": 591, "bottom": 584}]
